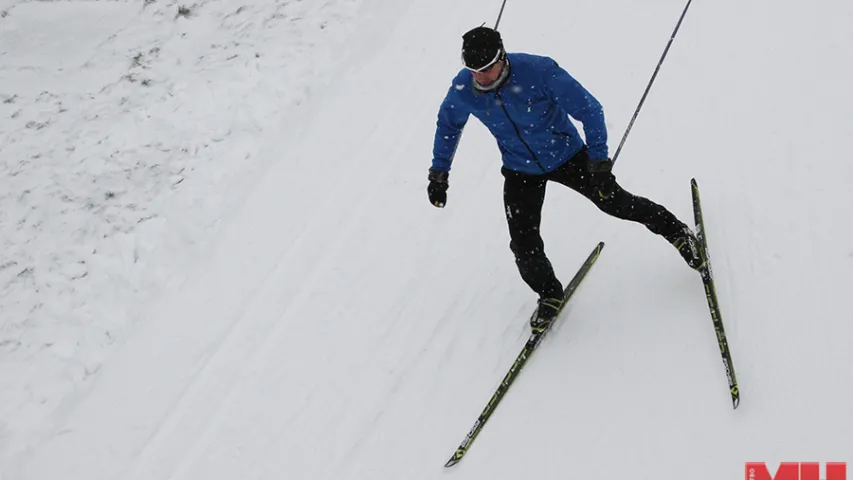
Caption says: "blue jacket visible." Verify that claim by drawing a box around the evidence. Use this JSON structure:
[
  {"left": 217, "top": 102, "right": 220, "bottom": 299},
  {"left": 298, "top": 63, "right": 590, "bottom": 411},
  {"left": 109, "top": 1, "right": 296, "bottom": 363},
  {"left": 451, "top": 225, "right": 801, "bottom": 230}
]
[{"left": 431, "top": 53, "right": 608, "bottom": 175}]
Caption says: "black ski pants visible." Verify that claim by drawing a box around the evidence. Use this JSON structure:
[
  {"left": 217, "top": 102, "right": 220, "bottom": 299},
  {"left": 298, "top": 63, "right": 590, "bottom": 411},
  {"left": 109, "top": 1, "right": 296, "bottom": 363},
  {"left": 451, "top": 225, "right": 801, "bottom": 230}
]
[{"left": 502, "top": 148, "right": 687, "bottom": 298}]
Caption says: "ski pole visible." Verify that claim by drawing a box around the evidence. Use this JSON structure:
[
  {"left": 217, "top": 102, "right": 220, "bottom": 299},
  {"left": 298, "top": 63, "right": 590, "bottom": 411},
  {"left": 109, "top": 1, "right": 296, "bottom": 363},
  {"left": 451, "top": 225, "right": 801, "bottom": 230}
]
[
  {"left": 613, "top": 0, "right": 695, "bottom": 164},
  {"left": 494, "top": 0, "right": 508, "bottom": 29}
]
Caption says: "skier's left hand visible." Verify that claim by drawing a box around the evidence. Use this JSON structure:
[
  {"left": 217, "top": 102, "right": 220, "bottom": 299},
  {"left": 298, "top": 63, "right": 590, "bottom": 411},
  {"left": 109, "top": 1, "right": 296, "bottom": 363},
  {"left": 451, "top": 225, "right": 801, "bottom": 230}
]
[{"left": 586, "top": 158, "right": 615, "bottom": 200}]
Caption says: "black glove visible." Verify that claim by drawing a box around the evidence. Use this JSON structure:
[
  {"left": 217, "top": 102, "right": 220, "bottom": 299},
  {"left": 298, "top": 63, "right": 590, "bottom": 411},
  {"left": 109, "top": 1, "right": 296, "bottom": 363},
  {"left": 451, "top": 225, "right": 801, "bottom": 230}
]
[
  {"left": 427, "top": 169, "right": 449, "bottom": 208},
  {"left": 586, "top": 158, "right": 615, "bottom": 199}
]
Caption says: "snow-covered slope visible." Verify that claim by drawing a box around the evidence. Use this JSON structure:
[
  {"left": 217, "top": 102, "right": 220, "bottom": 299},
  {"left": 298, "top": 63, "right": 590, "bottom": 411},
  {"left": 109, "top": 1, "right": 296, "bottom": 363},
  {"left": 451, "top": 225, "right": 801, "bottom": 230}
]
[
  {"left": 3, "top": 0, "right": 852, "bottom": 478},
  {"left": 0, "top": 0, "right": 364, "bottom": 466}
]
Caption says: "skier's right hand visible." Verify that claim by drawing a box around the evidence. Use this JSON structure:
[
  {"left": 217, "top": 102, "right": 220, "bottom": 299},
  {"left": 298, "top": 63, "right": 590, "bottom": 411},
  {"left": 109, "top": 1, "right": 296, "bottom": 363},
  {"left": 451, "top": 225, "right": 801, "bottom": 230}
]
[{"left": 427, "top": 169, "right": 449, "bottom": 208}]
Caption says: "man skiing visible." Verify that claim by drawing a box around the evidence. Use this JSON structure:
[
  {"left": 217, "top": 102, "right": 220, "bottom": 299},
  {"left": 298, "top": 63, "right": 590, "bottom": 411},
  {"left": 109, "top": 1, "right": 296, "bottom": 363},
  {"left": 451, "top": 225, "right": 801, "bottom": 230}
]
[{"left": 427, "top": 26, "right": 704, "bottom": 333}]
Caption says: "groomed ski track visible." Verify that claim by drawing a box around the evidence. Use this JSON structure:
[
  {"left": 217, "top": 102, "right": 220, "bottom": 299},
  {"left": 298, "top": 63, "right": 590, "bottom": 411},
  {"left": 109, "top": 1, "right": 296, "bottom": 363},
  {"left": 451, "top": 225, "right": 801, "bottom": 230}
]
[{"left": 6, "top": 0, "right": 853, "bottom": 478}]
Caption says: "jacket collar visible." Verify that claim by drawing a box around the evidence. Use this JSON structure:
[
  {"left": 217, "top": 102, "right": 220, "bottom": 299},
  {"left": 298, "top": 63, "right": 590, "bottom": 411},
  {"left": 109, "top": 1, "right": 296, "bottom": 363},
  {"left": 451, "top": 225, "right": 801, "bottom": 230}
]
[{"left": 473, "top": 57, "right": 511, "bottom": 93}]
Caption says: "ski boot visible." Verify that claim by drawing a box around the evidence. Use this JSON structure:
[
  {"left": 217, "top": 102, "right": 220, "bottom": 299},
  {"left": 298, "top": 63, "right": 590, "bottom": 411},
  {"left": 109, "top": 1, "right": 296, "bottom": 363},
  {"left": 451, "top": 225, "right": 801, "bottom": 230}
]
[
  {"left": 671, "top": 226, "right": 705, "bottom": 270},
  {"left": 530, "top": 295, "right": 565, "bottom": 334}
]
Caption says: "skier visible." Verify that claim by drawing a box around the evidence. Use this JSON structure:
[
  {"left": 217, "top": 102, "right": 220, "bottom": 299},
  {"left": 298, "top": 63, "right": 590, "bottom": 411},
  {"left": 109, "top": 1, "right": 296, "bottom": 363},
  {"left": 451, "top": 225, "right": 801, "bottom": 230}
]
[{"left": 427, "top": 26, "right": 704, "bottom": 333}]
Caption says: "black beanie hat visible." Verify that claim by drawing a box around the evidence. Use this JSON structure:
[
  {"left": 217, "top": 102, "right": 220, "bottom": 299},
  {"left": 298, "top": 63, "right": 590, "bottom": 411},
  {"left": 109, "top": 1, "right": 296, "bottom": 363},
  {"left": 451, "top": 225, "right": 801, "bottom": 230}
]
[{"left": 461, "top": 26, "right": 504, "bottom": 70}]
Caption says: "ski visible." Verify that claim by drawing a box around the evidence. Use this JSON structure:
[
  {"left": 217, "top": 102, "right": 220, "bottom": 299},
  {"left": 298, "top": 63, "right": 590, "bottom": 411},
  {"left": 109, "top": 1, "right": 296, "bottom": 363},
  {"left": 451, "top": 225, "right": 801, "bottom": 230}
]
[
  {"left": 444, "top": 241, "right": 604, "bottom": 468},
  {"left": 691, "top": 178, "right": 740, "bottom": 409}
]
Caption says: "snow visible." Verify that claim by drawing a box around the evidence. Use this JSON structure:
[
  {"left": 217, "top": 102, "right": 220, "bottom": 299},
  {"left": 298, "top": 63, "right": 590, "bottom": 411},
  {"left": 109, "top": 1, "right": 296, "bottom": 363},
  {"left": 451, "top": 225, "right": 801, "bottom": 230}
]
[
  {"left": 0, "top": 0, "right": 363, "bottom": 466},
  {"left": 2, "top": 0, "right": 853, "bottom": 478}
]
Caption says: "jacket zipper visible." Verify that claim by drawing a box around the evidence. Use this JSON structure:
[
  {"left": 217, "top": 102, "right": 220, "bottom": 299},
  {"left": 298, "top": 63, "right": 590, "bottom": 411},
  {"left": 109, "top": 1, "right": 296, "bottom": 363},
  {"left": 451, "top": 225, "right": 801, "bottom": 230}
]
[{"left": 495, "top": 90, "right": 547, "bottom": 174}]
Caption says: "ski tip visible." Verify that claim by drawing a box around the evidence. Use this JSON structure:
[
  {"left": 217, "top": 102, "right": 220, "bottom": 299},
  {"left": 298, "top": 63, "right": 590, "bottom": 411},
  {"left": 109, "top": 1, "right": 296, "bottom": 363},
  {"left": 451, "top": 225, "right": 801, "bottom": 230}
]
[
  {"left": 691, "top": 178, "right": 698, "bottom": 188},
  {"left": 733, "top": 397, "right": 740, "bottom": 409},
  {"left": 445, "top": 450, "right": 465, "bottom": 468},
  {"left": 597, "top": 241, "right": 605, "bottom": 250}
]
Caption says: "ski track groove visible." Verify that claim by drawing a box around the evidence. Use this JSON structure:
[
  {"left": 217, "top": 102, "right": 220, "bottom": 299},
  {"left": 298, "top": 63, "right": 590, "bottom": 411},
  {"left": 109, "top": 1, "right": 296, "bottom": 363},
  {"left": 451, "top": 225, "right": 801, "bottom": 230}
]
[
  {"left": 134, "top": 254, "right": 339, "bottom": 479},
  {"left": 121, "top": 236, "right": 321, "bottom": 479},
  {"left": 122, "top": 170, "right": 366, "bottom": 479},
  {"left": 128, "top": 118, "right": 414, "bottom": 478}
]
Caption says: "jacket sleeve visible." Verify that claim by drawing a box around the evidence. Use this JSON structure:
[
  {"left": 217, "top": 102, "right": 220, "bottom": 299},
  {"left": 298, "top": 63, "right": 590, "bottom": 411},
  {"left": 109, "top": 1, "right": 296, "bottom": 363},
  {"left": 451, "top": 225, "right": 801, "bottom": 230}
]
[
  {"left": 431, "top": 85, "right": 471, "bottom": 173},
  {"left": 542, "top": 59, "right": 609, "bottom": 161}
]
